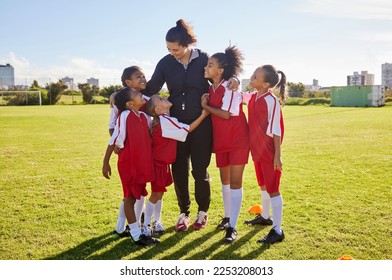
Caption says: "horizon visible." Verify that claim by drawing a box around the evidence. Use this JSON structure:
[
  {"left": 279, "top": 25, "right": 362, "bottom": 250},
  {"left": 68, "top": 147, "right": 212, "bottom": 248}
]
[{"left": 1, "top": 0, "right": 392, "bottom": 88}]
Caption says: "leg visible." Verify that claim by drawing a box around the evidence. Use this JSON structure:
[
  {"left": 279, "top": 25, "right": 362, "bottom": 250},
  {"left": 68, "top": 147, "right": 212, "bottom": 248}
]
[
  {"left": 189, "top": 118, "right": 212, "bottom": 213},
  {"left": 172, "top": 140, "right": 191, "bottom": 215}
]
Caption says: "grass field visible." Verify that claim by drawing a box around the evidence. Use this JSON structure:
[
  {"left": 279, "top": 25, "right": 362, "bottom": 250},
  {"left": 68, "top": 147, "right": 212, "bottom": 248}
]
[{"left": 0, "top": 104, "right": 391, "bottom": 260}]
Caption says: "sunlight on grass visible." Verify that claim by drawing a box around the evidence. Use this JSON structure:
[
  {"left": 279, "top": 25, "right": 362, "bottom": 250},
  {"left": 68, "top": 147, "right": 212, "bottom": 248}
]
[{"left": 1, "top": 105, "right": 391, "bottom": 260}]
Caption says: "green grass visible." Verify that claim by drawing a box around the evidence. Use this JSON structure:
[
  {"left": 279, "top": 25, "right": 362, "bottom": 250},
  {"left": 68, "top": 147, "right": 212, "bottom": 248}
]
[{"left": 0, "top": 105, "right": 391, "bottom": 260}]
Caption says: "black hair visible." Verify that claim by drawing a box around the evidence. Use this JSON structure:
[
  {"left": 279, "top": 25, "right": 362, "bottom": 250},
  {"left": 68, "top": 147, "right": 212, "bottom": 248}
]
[
  {"left": 211, "top": 45, "right": 244, "bottom": 80},
  {"left": 166, "top": 19, "right": 197, "bottom": 47},
  {"left": 260, "top": 65, "right": 287, "bottom": 104},
  {"left": 121, "top": 66, "right": 142, "bottom": 87},
  {"left": 114, "top": 87, "right": 134, "bottom": 113},
  {"left": 145, "top": 95, "right": 161, "bottom": 134}
]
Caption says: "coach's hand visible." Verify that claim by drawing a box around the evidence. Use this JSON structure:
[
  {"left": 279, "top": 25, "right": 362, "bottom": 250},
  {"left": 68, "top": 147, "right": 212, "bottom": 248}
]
[{"left": 102, "top": 162, "right": 112, "bottom": 179}]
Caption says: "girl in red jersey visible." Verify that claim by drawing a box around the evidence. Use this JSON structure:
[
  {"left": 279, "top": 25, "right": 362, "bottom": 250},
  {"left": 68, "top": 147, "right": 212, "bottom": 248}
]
[
  {"left": 243, "top": 65, "right": 287, "bottom": 244},
  {"left": 201, "top": 46, "right": 249, "bottom": 243},
  {"left": 142, "top": 95, "right": 209, "bottom": 235},
  {"left": 109, "top": 66, "right": 150, "bottom": 238},
  {"left": 102, "top": 87, "right": 159, "bottom": 246}
]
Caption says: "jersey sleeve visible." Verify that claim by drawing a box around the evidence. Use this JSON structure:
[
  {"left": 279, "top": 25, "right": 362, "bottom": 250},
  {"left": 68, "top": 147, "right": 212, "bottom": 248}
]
[
  {"left": 108, "top": 110, "right": 130, "bottom": 148},
  {"left": 221, "top": 87, "right": 242, "bottom": 116},
  {"left": 108, "top": 105, "right": 118, "bottom": 129},
  {"left": 266, "top": 96, "right": 282, "bottom": 138},
  {"left": 159, "top": 115, "right": 190, "bottom": 142}
]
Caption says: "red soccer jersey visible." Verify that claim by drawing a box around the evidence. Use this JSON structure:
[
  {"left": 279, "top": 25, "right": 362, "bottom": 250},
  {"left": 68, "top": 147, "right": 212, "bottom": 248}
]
[
  {"left": 112, "top": 110, "right": 155, "bottom": 186},
  {"left": 246, "top": 91, "right": 284, "bottom": 163},
  {"left": 208, "top": 80, "right": 249, "bottom": 153},
  {"left": 151, "top": 114, "right": 190, "bottom": 164}
]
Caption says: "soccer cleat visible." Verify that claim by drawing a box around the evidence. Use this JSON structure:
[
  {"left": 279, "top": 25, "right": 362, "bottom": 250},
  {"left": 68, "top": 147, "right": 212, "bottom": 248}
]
[
  {"left": 217, "top": 217, "right": 230, "bottom": 230},
  {"left": 244, "top": 214, "right": 273, "bottom": 225},
  {"left": 114, "top": 224, "right": 131, "bottom": 238},
  {"left": 175, "top": 213, "right": 190, "bottom": 231},
  {"left": 141, "top": 224, "right": 152, "bottom": 236},
  {"left": 257, "top": 228, "right": 285, "bottom": 244},
  {"left": 152, "top": 220, "right": 165, "bottom": 235},
  {"left": 192, "top": 211, "right": 208, "bottom": 230},
  {"left": 134, "top": 234, "right": 160, "bottom": 246},
  {"left": 224, "top": 227, "right": 238, "bottom": 244}
]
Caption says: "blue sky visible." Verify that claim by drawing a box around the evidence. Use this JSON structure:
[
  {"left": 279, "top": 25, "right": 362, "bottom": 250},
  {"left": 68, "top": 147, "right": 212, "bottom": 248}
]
[{"left": 1, "top": 0, "right": 391, "bottom": 87}]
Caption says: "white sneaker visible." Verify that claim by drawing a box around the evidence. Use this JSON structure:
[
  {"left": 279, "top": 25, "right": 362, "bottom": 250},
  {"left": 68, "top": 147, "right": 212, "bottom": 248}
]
[
  {"left": 141, "top": 224, "right": 152, "bottom": 236},
  {"left": 153, "top": 220, "right": 165, "bottom": 235}
]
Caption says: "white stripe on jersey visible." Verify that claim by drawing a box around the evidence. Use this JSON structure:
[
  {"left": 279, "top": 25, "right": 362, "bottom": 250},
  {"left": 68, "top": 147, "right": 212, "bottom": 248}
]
[{"left": 160, "top": 114, "right": 190, "bottom": 142}]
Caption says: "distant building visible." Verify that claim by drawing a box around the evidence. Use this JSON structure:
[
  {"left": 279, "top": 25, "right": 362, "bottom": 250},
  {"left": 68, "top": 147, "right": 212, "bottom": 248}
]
[
  {"left": 87, "top": 77, "right": 99, "bottom": 87},
  {"left": 381, "top": 63, "right": 392, "bottom": 88},
  {"left": 306, "top": 79, "right": 321, "bottom": 91},
  {"left": 0, "top": 63, "right": 15, "bottom": 88},
  {"left": 347, "top": 71, "right": 374, "bottom": 86},
  {"left": 61, "top": 76, "right": 78, "bottom": 91}
]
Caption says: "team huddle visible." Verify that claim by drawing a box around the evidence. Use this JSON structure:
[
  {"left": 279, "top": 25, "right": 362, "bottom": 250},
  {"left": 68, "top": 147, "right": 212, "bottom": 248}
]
[{"left": 102, "top": 19, "right": 287, "bottom": 247}]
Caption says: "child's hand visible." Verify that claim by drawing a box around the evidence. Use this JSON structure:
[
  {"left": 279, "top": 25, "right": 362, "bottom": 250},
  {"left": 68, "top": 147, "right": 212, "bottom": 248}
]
[
  {"left": 273, "top": 156, "right": 282, "bottom": 171},
  {"left": 102, "top": 162, "right": 112, "bottom": 179},
  {"left": 201, "top": 93, "right": 209, "bottom": 108},
  {"left": 114, "top": 146, "right": 121, "bottom": 155},
  {"left": 227, "top": 77, "right": 239, "bottom": 91}
]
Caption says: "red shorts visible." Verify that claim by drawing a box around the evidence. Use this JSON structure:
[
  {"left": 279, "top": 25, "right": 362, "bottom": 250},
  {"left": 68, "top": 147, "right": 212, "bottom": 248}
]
[
  {"left": 122, "top": 182, "right": 148, "bottom": 199},
  {"left": 216, "top": 148, "right": 249, "bottom": 168},
  {"left": 151, "top": 163, "right": 173, "bottom": 192},
  {"left": 253, "top": 161, "right": 281, "bottom": 193}
]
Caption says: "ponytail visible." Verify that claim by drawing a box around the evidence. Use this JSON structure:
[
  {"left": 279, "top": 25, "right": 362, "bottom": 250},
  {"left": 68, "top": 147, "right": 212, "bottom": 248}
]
[
  {"left": 211, "top": 45, "right": 244, "bottom": 80},
  {"left": 260, "top": 65, "right": 287, "bottom": 105},
  {"left": 277, "top": 70, "right": 287, "bottom": 104},
  {"left": 166, "top": 19, "right": 197, "bottom": 46}
]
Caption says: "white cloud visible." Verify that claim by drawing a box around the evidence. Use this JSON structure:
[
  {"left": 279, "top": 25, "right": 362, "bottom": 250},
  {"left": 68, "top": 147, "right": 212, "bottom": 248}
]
[{"left": 298, "top": 0, "right": 392, "bottom": 20}]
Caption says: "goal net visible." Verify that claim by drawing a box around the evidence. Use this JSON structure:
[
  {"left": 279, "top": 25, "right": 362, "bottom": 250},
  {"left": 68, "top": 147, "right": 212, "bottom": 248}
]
[{"left": 0, "top": 91, "right": 42, "bottom": 106}]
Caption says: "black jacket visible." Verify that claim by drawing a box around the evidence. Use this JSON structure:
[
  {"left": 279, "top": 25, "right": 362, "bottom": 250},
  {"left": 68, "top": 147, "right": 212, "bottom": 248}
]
[{"left": 143, "top": 49, "right": 210, "bottom": 123}]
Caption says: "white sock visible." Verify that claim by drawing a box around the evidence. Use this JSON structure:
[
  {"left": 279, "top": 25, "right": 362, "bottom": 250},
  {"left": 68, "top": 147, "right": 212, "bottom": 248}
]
[
  {"left": 271, "top": 195, "right": 283, "bottom": 235},
  {"left": 154, "top": 199, "right": 163, "bottom": 222},
  {"left": 134, "top": 195, "right": 146, "bottom": 223},
  {"left": 229, "top": 188, "right": 243, "bottom": 229},
  {"left": 143, "top": 200, "right": 156, "bottom": 227},
  {"left": 261, "top": 190, "right": 271, "bottom": 219},
  {"left": 222, "top": 184, "right": 231, "bottom": 218},
  {"left": 115, "top": 200, "right": 126, "bottom": 233},
  {"left": 129, "top": 222, "right": 141, "bottom": 240}
]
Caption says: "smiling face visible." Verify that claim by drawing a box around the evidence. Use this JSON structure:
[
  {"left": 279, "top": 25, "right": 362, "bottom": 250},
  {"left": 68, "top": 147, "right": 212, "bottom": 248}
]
[
  {"left": 151, "top": 95, "right": 172, "bottom": 115},
  {"left": 125, "top": 89, "right": 146, "bottom": 111},
  {"left": 166, "top": 41, "right": 190, "bottom": 61},
  {"left": 124, "top": 70, "right": 147, "bottom": 91},
  {"left": 250, "top": 68, "right": 269, "bottom": 92},
  {"left": 204, "top": 57, "right": 223, "bottom": 80}
]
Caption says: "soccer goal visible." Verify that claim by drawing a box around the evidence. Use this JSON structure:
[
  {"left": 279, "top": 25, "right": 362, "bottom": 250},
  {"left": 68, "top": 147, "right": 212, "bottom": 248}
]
[{"left": 0, "top": 91, "right": 42, "bottom": 106}]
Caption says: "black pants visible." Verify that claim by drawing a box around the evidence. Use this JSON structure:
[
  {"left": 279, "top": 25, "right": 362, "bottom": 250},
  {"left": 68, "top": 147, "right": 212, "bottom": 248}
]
[{"left": 172, "top": 117, "right": 212, "bottom": 216}]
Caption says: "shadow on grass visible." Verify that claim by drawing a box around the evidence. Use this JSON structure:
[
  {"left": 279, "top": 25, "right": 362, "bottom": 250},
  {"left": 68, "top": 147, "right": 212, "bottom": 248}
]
[
  {"left": 44, "top": 232, "right": 123, "bottom": 260},
  {"left": 44, "top": 226, "right": 274, "bottom": 260}
]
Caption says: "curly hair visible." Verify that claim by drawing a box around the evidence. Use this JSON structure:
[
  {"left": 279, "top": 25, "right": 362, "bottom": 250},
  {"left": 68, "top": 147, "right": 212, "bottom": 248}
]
[{"left": 211, "top": 45, "right": 244, "bottom": 80}]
